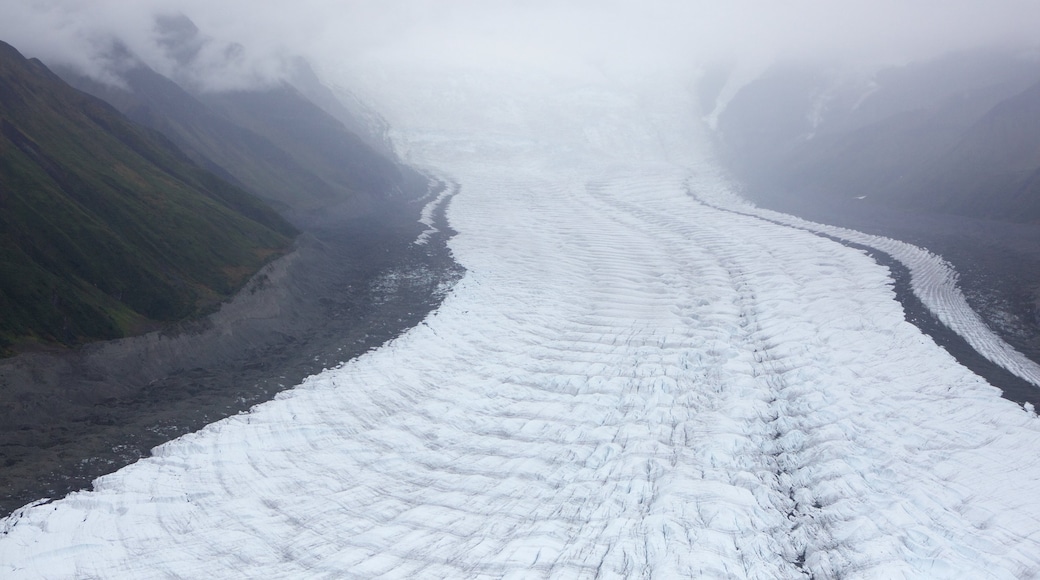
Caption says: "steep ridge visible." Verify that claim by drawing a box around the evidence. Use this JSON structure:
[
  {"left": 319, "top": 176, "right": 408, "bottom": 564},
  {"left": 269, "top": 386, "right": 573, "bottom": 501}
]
[
  {"left": 922, "top": 79, "right": 1040, "bottom": 218},
  {"left": 51, "top": 10, "right": 421, "bottom": 218},
  {"left": 60, "top": 63, "right": 421, "bottom": 217},
  {"left": 284, "top": 58, "right": 395, "bottom": 156},
  {"left": 4, "top": 78, "right": 1040, "bottom": 578},
  {"left": 0, "top": 36, "right": 457, "bottom": 515},
  {"left": 713, "top": 50, "right": 1040, "bottom": 219},
  {"left": 0, "top": 39, "right": 295, "bottom": 353},
  {"left": 61, "top": 64, "right": 345, "bottom": 212}
]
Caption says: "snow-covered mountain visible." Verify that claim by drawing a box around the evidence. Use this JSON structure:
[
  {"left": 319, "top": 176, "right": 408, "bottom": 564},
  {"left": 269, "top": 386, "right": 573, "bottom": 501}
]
[{"left": 3, "top": 69, "right": 1040, "bottom": 579}]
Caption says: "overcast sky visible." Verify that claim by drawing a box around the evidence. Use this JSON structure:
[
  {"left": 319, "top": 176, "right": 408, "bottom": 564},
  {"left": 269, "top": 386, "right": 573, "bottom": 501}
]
[{"left": 2, "top": 0, "right": 1039, "bottom": 90}]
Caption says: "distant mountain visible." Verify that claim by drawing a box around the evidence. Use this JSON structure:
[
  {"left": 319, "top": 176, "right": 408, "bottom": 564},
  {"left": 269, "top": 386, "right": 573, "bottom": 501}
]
[
  {"left": 920, "top": 79, "right": 1040, "bottom": 218},
  {"left": 0, "top": 40, "right": 295, "bottom": 354},
  {"left": 57, "top": 20, "right": 421, "bottom": 220},
  {"left": 283, "top": 57, "right": 395, "bottom": 157},
  {"left": 6, "top": 12, "right": 432, "bottom": 355},
  {"left": 62, "top": 64, "right": 348, "bottom": 213},
  {"left": 200, "top": 82, "right": 406, "bottom": 211},
  {"left": 713, "top": 50, "right": 1040, "bottom": 222}
]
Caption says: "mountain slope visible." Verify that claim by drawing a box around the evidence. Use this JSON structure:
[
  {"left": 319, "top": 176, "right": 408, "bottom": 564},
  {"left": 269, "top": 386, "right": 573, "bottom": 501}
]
[
  {"left": 714, "top": 51, "right": 1040, "bottom": 221},
  {"left": 60, "top": 64, "right": 345, "bottom": 212},
  {"left": 0, "top": 40, "right": 295, "bottom": 353},
  {"left": 60, "top": 60, "right": 421, "bottom": 217},
  {"left": 200, "top": 84, "right": 404, "bottom": 208},
  {"left": 921, "top": 79, "right": 1040, "bottom": 218}
]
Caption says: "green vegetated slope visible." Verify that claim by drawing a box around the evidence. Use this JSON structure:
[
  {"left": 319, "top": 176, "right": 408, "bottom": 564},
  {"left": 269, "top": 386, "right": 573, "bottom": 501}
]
[
  {"left": 53, "top": 13, "right": 414, "bottom": 215},
  {"left": 63, "top": 65, "right": 344, "bottom": 213},
  {"left": 0, "top": 40, "right": 296, "bottom": 354},
  {"left": 62, "top": 61, "right": 418, "bottom": 216},
  {"left": 57, "top": 11, "right": 427, "bottom": 218}
]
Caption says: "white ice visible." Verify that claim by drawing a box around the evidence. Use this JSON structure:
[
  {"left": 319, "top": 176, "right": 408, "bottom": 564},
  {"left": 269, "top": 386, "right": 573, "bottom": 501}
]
[
  {"left": 413, "top": 181, "right": 456, "bottom": 246},
  {"left": 3, "top": 71, "right": 1040, "bottom": 579},
  {"left": 689, "top": 180, "right": 1040, "bottom": 389}
]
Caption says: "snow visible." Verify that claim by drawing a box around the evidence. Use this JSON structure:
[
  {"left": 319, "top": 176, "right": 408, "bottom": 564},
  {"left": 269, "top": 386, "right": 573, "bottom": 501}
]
[
  {"left": 688, "top": 179, "right": 1040, "bottom": 389},
  {"left": 413, "top": 181, "right": 456, "bottom": 246},
  {"left": 3, "top": 71, "right": 1040, "bottom": 579}
]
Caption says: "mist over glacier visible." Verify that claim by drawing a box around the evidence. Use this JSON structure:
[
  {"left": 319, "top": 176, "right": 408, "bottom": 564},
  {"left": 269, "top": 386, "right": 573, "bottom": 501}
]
[
  {"left": 4, "top": 58, "right": 1040, "bottom": 577},
  {"left": 5, "top": 0, "right": 1040, "bottom": 93},
  {"left": 4, "top": 1, "right": 1040, "bottom": 578}
]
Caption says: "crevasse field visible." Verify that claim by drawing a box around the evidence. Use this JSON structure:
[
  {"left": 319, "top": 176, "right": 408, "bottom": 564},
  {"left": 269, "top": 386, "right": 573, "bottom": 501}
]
[{"left": 4, "top": 70, "right": 1040, "bottom": 579}]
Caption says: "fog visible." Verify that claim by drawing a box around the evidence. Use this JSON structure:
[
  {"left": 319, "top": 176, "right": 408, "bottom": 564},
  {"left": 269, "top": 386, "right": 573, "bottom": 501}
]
[
  {"left": 2, "top": 0, "right": 1039, "bottom": 92},
  {"left": 6, "top": 4, "right": 1040, "bottom": 577}
]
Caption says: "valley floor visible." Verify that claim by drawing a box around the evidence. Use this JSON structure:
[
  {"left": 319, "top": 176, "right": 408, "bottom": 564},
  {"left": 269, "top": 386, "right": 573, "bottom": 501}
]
[
  {"left": 2, "top": 75, "right": 1040, "bottom": 578},
  {"left": 0, "top": 190, "right": 461, "bottom": 517}
]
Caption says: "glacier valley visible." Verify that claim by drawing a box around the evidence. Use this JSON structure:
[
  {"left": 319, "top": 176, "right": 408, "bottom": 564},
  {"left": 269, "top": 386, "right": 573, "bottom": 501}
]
[{"left": 3, "top": 70, "right": 1040, "bottom": 579}]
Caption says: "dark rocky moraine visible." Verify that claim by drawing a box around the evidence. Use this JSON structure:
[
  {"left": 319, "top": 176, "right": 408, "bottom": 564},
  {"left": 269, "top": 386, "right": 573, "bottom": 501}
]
[{"left": 0, "top": 178, "right": 464, "bottom": 517}]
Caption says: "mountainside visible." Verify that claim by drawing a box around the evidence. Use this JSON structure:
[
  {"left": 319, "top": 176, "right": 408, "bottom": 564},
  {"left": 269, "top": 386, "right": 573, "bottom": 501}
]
[
  {"left": 284, "top": 57, "right": 395, "bottom": 158},
  {"left": 713, "top": 50, "right": 1040, "bottom": 221},
  {"left": 0, "top": 40, "right": 295, "bottom": 354},
  {"left": 59, "top": 57, "right": 421, "bottom": 218},
  {"left": 62, "top": 65, "right": 345, "bottom": 213},
  {"left": 200, "top": 83, "right": 406, "bottom": 210},
  {"left": 0, "top": 28, "right": 458, "bottom": 514},
  {"left": 921, "top": 79, "right": 1040, "bottom": 217}
]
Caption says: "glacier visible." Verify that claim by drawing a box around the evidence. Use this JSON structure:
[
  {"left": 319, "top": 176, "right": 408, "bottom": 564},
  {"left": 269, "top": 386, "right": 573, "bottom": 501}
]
[{"left": 3, "top": 70, "right": 1040, "bottom": 579}]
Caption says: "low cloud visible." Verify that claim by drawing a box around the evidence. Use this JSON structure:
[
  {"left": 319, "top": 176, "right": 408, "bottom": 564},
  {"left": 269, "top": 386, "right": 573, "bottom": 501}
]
[{"left": 2, "top": 0, "right": 1038, "bottom": 91}]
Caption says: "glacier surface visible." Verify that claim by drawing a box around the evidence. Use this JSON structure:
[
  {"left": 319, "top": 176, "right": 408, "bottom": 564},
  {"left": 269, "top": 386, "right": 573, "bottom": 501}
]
[{"left": 3, "top": 72, "right": 1040, "bottom": 579}]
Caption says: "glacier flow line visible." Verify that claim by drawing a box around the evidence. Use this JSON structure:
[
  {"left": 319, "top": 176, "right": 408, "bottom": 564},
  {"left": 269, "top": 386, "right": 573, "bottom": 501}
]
[
  {"left": 414, "top": 174, "right": 460, "bottom": 246},
  {"left": 685, "top": 175, "right": 1040, "bottom": 390},
  {"left": 582, "top": 173, "right": 838, "bottom": 575}
]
